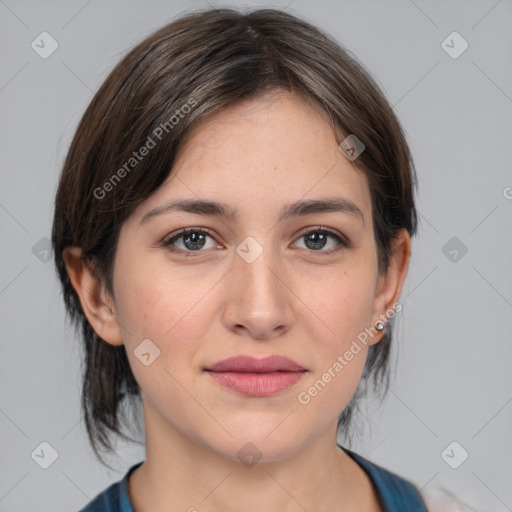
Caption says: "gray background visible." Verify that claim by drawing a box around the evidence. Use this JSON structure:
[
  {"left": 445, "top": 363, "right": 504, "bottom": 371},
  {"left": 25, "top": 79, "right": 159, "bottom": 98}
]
[{"left": 1, "top": 0, "right": 511, "bottom": 510}]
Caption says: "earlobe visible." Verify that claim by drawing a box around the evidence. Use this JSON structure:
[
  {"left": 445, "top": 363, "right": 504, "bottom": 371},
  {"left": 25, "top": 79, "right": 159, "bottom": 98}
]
[
  {"left": 371, "top": 229, "right": 411, "bottom": 344},
  {"left": 62, "top": 247, "right": 124, "bottom": 346}
]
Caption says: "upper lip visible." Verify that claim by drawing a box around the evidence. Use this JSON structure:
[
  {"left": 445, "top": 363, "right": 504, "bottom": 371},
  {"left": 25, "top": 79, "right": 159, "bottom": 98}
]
[{"left": 204, "top": 355, "right": 306, "bottom": 373}]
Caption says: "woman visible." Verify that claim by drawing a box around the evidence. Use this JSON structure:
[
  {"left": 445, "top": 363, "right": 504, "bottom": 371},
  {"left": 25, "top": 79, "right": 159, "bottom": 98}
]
[{"left": 52, "top": 7, "right": 428, "bottom": 511}]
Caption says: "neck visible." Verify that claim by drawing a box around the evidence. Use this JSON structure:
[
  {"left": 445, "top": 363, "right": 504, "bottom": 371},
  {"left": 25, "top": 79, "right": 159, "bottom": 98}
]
[{"left": 127, "top": 400, "right": 380, "bottom": 512}]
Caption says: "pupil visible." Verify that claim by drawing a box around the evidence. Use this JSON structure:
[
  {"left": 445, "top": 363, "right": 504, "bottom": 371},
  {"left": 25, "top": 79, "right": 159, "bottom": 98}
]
[
  {"left": 306, "top": 232, "right": 326, "bottom": 250},
  {"left": 184, "top": 232, "right": 205, "bottom": 250}
]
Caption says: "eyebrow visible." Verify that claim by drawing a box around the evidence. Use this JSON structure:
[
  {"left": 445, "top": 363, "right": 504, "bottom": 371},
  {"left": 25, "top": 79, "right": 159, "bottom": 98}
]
[{"left": 139, "top": 197, "right": 365, "bottom": 226}]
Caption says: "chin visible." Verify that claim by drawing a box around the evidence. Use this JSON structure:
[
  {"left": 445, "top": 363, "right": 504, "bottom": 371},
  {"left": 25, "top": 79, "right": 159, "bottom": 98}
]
[{"left": 205, "top": 428, "right": 310, "bottom": 465}]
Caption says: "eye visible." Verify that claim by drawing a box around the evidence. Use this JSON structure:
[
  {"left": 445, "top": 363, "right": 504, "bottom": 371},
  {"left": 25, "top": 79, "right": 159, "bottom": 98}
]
[
  {"left": 293, "top": 227, "right": 350, "bottom": 253},
  {"left": 162, "top": 226, "right": 351, "bottom": 257},
  {"left": 162, "top": 228, "right": 221, "bottom": 255}
]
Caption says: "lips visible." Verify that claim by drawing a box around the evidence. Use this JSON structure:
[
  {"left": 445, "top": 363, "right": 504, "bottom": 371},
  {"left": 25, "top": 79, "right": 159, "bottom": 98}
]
[
  {"left": 205, "top": 355, "right": 306, "bottom": 373},
  {"left": 204, "top": 355, "right": 307, "bottom": 397}
]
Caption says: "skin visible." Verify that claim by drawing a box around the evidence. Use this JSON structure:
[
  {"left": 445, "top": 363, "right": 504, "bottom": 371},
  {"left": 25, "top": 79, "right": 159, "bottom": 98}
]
[{"left": 63, "top": 89, "right": 411, "bottom": 512}]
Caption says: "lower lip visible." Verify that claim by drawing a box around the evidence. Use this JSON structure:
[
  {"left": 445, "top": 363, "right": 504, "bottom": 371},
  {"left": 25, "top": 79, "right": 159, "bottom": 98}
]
[{"left": 206, "top": 371, "right": 305, "bottom": 397}]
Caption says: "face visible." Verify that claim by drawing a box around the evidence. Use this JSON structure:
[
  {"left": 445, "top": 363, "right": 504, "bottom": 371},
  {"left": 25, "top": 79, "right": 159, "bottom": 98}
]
[{"left": 95, "top": 90, "right": 408, "bottom": 462}]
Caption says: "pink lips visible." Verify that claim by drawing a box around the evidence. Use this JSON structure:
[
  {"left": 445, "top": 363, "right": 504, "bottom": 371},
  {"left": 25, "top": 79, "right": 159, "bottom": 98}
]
[{"left": 204, "top": 355, "right": 307, "bottom": 397}]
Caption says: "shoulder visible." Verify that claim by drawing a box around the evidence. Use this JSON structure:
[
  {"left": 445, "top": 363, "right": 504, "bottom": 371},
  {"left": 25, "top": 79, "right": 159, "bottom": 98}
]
[
  {"left": 78, "top": 462, "right": 143, "bottom": 512},
  {"left": 342, "top": 447, "right": 428, "bottom": 511}
]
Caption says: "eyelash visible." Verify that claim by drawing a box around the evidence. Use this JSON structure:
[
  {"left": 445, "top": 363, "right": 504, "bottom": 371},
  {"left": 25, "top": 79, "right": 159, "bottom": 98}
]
[{"left": 162, "top": 226, "right": 351, "bottom": 257}]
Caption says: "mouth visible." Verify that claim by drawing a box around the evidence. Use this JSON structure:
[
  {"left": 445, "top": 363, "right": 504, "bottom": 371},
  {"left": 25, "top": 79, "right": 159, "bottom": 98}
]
[{"left": 203, "top": 355, "right": 307, "bottom": 397}]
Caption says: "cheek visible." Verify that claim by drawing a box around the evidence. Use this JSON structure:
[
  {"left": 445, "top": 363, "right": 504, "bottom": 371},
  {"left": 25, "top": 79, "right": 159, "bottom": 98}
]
[
  {"left": 292, "top": 263, "right": 376, "bottom": 409},
  {"left": 114, "top": 265, "right": 219, "bottom": 378},
  {"left": 298, "top": 264, "right": 377, "bottom": 349},
  {"left": 116, "top": 257, "right": 206, "bottom": 337},
  {"left": 114, "top": 274, "right": 207, "bottom": 406}
]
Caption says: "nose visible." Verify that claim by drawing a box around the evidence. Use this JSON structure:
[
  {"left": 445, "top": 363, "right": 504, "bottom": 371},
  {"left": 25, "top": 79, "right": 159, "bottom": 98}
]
[{"left": 221, "top": 244, "right": 294, "bottom": 340}]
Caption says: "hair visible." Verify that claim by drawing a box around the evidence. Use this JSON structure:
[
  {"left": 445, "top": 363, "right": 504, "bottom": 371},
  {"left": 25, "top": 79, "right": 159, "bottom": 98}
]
[{"left": 51, "top": 7, "right": 418, "bottom": 466}]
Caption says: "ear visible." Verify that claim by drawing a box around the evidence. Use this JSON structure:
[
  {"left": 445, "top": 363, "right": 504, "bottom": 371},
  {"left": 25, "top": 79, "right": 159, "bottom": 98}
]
[
  {"left": 62, "top": 247, "right": 124, "bottom": 346},
  {"left": 370, "top": 228, "right": 411, "bottom": 345}
]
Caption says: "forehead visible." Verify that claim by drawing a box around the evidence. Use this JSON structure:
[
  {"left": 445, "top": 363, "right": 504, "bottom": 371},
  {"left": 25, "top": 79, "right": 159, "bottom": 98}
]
[{"left": 132, "top": 90, "right": 372, "bottom": 224}]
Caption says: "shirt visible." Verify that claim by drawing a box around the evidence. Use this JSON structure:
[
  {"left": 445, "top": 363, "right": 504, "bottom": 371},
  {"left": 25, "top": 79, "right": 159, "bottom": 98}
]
[{"left": 79, "top": 447, "right": 428, "bottom": 511}]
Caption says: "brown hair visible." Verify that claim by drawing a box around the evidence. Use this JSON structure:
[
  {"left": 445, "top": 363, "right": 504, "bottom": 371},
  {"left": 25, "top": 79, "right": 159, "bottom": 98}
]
[{"left": 52, "top": 7, "right": 418, "bottom": 465}]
